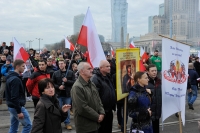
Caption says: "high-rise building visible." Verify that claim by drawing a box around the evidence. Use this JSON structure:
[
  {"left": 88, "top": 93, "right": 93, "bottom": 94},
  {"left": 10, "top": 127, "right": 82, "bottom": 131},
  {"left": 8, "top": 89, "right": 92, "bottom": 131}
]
[
  {"left": 148, "top": 16, "right": 154, "bottom": 33},
  {"left": 159, "top": 3, "right": 164, "bottom": 16},
  {"left": 73, "top": 14, "right": 85, "bottom": 34},
  {"left": 98, "top": 34, "right": 105, "bottom": 42},
  {"left": 152, "top": 0, "right": 199, "bottom": 39},
  {"left": 111, "top": 0, "right": 128, "bottom": 42}
]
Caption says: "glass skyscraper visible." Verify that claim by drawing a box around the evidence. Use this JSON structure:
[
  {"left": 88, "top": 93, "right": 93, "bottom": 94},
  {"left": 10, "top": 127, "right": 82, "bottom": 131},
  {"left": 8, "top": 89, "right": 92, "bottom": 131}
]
[
  {"left": 73, "top": 14, "right": 85, "bottom": 34},
  {"left": 111, "top": 0, "right": 128, "bottom": 42}
]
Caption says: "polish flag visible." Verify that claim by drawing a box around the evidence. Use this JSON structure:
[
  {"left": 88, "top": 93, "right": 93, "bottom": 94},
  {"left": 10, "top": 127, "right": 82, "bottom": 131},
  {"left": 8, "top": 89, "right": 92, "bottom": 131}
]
[
  {"left": 139, "top": 47, "right": 149, "bottom": 71},
  {"left": 64, "top": 37, "right": 75, "bottom": 51},
  {"left": 110, "top": 46, "right": 115, "bottom": 57},
  {"left": 77, "top": 8, "right": 106, "bottom": 67},
  {"left": 13, "top": 37, "right": 29, "bottom": 62},
  {"left": 140, "top": 47, "right": 149, "bottom": 62},
  {"left": 129, "top": 40, "right": 135, "bottom": 48}
]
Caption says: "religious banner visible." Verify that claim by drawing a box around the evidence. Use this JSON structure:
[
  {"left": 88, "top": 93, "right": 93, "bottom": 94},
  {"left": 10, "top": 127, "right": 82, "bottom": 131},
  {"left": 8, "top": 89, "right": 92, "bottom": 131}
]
[
  {"left": 162, "top": 38, "right": 190, "bottom": 125},
  {"left": 116, "top": 48, "right": 140, "bottom": 101}
]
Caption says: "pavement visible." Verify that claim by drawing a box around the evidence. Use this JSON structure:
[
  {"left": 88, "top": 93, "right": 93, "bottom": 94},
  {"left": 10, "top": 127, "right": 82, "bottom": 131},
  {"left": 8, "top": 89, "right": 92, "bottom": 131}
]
[{"left": 0, "top": 94, "right": 200, "bottom": 133}]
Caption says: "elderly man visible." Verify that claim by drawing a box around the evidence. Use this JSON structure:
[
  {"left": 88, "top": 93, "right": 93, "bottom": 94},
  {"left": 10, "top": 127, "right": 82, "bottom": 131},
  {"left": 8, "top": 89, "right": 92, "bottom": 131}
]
[
  {"left": 3, "top": 49, "right": 13, "bottom": 62},
  {"left": 40, "top": 47, "right": 49, "bottom": 60},
  {"left": 91, "top": 60, "right": 116, "bottom": 133},
  {"left": 71, "top": 62, "right": 105, "bottom": 133}
]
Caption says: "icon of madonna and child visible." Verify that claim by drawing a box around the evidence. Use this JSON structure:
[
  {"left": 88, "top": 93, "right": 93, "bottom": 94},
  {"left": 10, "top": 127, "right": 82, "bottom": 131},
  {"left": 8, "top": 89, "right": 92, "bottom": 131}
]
[{"left": 120, "top": 60, "right": 136, "bottom": 93}]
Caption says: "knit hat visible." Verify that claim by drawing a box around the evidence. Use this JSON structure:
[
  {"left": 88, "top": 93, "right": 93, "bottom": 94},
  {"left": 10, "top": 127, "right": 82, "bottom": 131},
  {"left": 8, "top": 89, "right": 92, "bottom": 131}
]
[{"left": 6, "top": 58, "right": 11, "bottom": 63}]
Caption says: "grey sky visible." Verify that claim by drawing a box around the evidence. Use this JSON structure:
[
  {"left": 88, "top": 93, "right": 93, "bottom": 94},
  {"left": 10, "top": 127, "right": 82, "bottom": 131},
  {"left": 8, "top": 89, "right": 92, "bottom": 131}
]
[{"left": 0, "top": 0, "right": 163, "bottom": 49}]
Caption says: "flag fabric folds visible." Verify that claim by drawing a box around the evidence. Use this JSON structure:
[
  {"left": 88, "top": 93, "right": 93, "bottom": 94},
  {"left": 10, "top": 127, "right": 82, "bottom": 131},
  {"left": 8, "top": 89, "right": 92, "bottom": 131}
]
[
  {"left": 77, "top": 8, "right": 106, "bottom": 67},
  {"left": 129, "top": 40, "right": 135, "bottom": 48},
  {"left": 13, "top": 37, "right": 29, "bottom": 62},
  {"left": 64, "top": 37, "right": 75, "bottom": 51},
  {"left": 110, "top": 46, "right": 115, "bottom": 57}
]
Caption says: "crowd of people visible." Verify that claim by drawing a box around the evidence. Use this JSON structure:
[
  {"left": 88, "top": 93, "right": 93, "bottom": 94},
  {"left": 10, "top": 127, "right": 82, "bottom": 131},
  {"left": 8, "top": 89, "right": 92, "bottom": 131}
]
[{"left": 0, "top": 41, "right": 199, "bottom": 133}]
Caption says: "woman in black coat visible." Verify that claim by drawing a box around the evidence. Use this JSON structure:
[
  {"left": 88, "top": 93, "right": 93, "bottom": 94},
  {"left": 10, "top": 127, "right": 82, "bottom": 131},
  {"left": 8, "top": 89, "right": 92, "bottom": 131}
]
[{"left": 31, "top": 78, "right": 71, "bottom": 133}]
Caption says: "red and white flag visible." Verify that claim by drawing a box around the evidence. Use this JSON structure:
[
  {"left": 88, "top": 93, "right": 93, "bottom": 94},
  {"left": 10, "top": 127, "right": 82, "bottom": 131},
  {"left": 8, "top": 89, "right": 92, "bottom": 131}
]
[
  {"left": 129, "top": 40, "right": 135, "bottom": 48},
  {"left": 13, "top": 37, "right": 29, "bottom": 62},
  {"left": 77, "top": 8, "right": 106, "bottom": 67},
  {"left": 110, "top": 46, "right": 115, "bottom": 57},
  {"left": 139, "top": 47, "right": 149, "bottom": 71},
  {"left": 64, "top": 37, "right": 75, "bottom": 51},
  {"left": 140, "top": 47, "right": 149, "bottom": 62}
]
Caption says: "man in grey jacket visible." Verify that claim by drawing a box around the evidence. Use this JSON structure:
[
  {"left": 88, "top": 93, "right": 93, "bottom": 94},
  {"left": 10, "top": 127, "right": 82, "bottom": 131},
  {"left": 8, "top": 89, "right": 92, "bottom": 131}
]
[{"left": 71, "top": 62, "right": 105, "bottom": 133}]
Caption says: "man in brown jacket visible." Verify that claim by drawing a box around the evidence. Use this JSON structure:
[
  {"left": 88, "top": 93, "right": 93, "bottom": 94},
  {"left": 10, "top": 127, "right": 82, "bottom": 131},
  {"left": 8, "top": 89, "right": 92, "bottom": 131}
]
[{"left": 71, "top": 62, "right": 105, "bottom": 133}]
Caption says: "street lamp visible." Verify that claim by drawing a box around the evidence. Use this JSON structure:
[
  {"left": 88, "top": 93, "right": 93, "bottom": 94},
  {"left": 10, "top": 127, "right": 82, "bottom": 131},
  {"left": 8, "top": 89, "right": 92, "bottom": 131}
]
[
  {"left": 26, "top": 40, "right": 34, "bottom": 49},
  {"left": 36, "top": 38, "right": 43, "bottom": 52}
]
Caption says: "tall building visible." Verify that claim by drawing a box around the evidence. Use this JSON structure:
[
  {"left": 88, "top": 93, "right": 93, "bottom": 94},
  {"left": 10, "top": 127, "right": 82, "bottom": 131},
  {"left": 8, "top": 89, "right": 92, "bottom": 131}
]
[
  {"left": 152, "top": 0, "right": 199, "bottom": 39},
  {"left": 73, "top": 14, "right": 85, "bottom": 34},
  {"left": 148, "top": 16, "right": 154, "bottom": 33},
  {"left": 159, "top": 3, "right": 164, "bottom": 16},
  {"left": 111, "top": 0, "right": 128, "bottom": 42},
  {"left": 98, "top": 34, "right": 105, "bottom": 42}
]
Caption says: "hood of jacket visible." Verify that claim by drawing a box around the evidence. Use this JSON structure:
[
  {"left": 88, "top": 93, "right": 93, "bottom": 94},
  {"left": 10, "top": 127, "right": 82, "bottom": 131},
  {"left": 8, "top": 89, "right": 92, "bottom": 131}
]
[{"left": 6, "top": 71, "right": 20, "bottom": 80}]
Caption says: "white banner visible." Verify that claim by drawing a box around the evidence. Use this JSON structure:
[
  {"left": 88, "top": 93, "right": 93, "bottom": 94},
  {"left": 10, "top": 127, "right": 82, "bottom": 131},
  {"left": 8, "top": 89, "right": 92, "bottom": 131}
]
[
  {"left": 162, "top": 38, "right": 190, "bottom": 126},
  {"left": 198, "top": 51, "right": 200, "bottom": 58}
]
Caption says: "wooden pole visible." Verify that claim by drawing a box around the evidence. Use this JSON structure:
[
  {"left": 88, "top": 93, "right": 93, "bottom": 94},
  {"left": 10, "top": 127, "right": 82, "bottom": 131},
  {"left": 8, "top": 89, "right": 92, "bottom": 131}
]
[
  {"left": 123, "top": 33, "right": 129, "bottom": 133},
  {"left": 178, "top": 111, "right": 183, "bottom": 133},
  {"left": 158, "top": 34, "right": 192, "bottom": 46},
  {"left": 123, "top": 97, "right": 127, "bottom": 133}
]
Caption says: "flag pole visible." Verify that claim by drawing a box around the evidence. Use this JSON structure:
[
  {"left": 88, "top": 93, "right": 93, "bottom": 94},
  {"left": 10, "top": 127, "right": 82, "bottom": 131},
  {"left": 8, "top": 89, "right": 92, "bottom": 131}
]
[
  {"left": 65, "top": 43, "right": 77, "bottom": 77},
  {"left": 178, "top": 112, "right": 183, "bottom": 133},
  {"left": 123, "top": 33, "right": 129, "bottom": 133},
  {"left": 158, "top": 34, "right": 192, "bottom": 46},
  {"left": 173, "top": 34, "right": 183, "bottom": 133}
]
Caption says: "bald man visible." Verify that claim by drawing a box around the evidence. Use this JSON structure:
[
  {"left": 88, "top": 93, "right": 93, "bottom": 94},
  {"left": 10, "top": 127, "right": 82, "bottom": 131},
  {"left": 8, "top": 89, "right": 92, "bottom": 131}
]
[
  {"left": 71, "top": 62, "right": 105, "bottom": 133},
  {"left": 91, "top": 60, "right": 116, "bottom": 133}
]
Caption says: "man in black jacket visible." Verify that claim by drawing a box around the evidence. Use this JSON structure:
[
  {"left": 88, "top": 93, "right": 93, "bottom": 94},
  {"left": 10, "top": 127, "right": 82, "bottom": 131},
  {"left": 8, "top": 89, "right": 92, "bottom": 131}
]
[
  {"left": 0, "top": 42, "right": 9, "bottom": 54},
  {"left": 46, "top": 58, "right": 57, "bottom": 78},
  {"left": 188, "top": 63, "right": 199, "bottom": 110},
  {"left": 91, "top": 60, "right": 116, "bottom": 133},
  {"left": 146, "top": 64, "right": 161, "bottom": 133},
  {"left": 5, "top": 59, "right": 32, "bottom": 133},
  {"left": 52, "top": 59, "right": 75, "bottom": 130}
]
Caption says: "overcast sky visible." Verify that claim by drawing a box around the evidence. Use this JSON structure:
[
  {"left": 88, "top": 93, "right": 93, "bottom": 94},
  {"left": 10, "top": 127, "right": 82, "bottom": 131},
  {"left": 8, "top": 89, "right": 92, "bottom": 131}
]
[{"left": 0, "top": 0, "right": 163, "bottom": 49}]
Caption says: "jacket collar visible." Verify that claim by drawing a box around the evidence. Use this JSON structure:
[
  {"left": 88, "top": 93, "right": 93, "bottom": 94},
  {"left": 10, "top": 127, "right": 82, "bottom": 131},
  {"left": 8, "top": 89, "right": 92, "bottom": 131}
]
[
  {"left": 78, "top": 75, "right": 91, "bottom": 86},
  {"left": 147, "top": 73, "right": 155, "bottom": 85},
  {"left": 40, "top": 95, "right": 61, "bottom": 116}
]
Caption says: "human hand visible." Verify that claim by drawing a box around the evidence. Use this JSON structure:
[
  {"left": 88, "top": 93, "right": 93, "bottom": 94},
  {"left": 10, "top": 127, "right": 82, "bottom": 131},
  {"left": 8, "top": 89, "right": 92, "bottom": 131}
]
[
  {"left": 98, "top": 114, "right": 104, "bottom": 123},
  {"left": 62, "top": 77, "right": 67, "bottom": 82},
  {"left": 147, "top": 108, "right": 151, "bottom": 116},
  {"left": 146, "top": 89, "right": 151, "bottom": 94},
  {"left": 17, "top": 113, "right": 24, "bottom": 119},
  {"left": 188, "top": 89, "right": 192, "bottom": 92},
  {"left": 59, "top": 85, "right": 65, "bottom": 90},
  {"left": 62, "top": 104, "right": 71, "bottom": 112}
]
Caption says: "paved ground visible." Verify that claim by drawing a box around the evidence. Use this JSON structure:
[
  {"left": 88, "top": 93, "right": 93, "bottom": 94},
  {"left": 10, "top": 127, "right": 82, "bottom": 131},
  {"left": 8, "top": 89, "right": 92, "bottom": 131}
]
[{"left": 1, "top": 95, "right": 200, "bottom": 133}]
